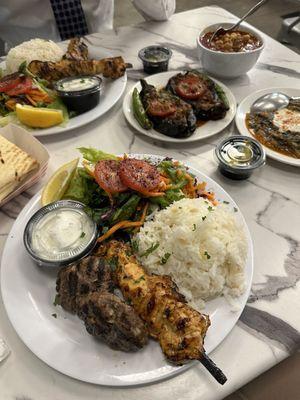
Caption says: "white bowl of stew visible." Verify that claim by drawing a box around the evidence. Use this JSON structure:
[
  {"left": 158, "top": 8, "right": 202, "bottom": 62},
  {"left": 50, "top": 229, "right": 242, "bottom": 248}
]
[{"left": 197, "top": 23, "right": 264, "bottom": 79}]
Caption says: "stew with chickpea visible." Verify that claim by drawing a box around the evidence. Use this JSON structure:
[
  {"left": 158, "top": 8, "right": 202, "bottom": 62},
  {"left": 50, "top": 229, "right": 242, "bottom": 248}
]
[{"left": 201, "top": 30, "right": 262, "bottom": 53}]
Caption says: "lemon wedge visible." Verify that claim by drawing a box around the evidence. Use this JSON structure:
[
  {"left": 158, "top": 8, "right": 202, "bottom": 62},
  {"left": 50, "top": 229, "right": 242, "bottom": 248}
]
[
  {"left": 41, "top": 158, "right": 79, "bottom": 206},
  {"left": 16, "top": 104, "right": 64, "bottom": 128}
]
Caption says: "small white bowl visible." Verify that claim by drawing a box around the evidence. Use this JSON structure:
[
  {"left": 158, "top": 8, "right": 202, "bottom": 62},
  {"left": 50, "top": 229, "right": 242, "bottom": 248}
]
[{"left": 197, "top": 23, "right": 264, "bottom": 79}]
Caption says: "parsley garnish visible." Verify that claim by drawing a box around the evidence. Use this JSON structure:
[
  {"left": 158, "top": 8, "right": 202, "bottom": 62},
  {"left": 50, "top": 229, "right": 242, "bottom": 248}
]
[
  {"left": 80, "top": 232, "right": 86, "bottom": 238},
  {"left": 53, "top": 295, "right": 60, "bottom": 306},
  {"left": 134, "top": 276, "right": 145, "bottom": 284},
  {"left": 234, "top": 207, "right": 238, "bottom": 212},
  {"left": 51, "top": 313, "right": 57, "bottom": 318},
  {"left": 202, "top": 216, "right": 206, "bottom": 221},
  {"left": 131, "top": 240, "right": 139, "bottom": 253},
  {"left": 108, "top": 256, "right": 118, "bottom": 271},
  {"left": 192, "top": 224, "right": 196, "bottom": 231},
  {"left": 140, "top": 242, "right": 160, "bottom": 257},
  {"left": 207, "top": 206, "right": 213, "bottom": 212},
  {"left": 204, "top": 251, "right": 211, "bottom": 260},
  {"left": 223, "top": 201, "right": 230, "bottom": 204},
  {"left": 161, "top": 252, "right": 171, "bottom": 264}
]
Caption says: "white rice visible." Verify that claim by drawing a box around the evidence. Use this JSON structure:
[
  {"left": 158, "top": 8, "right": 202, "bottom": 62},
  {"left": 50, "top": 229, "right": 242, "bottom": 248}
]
[
  {"left": 135, "top": 198, "right": 247, "bottom": 310},
  {"left": 6, "top": 39, "right": 63, "bottom": 73}
]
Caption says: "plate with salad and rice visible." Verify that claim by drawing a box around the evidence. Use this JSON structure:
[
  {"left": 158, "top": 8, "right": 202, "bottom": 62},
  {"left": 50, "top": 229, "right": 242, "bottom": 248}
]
[
  {"left": 1, "top": 149, "right": 253, "bottom": 386},
  {"left": 0, "top": 38, "right": 129, "bottom": 136}
]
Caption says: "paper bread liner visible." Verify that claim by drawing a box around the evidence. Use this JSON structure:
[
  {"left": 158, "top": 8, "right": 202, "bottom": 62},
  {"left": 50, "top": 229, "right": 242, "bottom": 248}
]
[{"left": 0, "top": 124, "right": 50, "bottom": 207}]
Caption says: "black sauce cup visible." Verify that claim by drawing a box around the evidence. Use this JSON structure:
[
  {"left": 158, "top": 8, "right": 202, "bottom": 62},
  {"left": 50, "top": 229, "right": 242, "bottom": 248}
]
[
  {"left": 138, "top": 46, "right": 172, "bottom": 75},
  {"left": 54, "top": 76, "right": 102, "bottom": 115}
]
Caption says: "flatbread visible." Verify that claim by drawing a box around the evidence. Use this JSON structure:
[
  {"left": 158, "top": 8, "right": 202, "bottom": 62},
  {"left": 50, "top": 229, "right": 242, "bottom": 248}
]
[{"left": 0, "top": 135, "right": 39, "bottom": 202}]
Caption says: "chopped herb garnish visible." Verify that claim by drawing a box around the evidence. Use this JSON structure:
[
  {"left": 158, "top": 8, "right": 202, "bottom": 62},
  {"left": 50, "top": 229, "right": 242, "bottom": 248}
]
[
  {"left": 161, "top": 252, "right": 171, "bottom": 264},
  {"left": 53, "top": 294, "right": 60, "bottom": 306},
  {"left": 131, "top": 240, "right": 139, "bottom": 253},
  {"left": 192, "top": 224, "right": 196, "bottom": 231},
  {"left": 204, "top": 251, "right": 211, "bottom": 260},
  {"left": 140, "top": 242, "right": 160, "bottom": 257},
  {"left": 178, "top": 207, "right": 182, "bottom": 209},
  {"left": 202, "top": 216, "right": 206, "bottom": 221},
  {"left": 234, "top": 207, "right": 238, "bottom": 212},
  {"left": 223, "top": 201, "right": 230, "bottom": 204},
  {"left": 80, "top": 79, "right": 85, "bottom": 83},
  {"left": 80, "top": 232, "right": 86, "bottom": 238},
  {"left": 207, "top": 206, "right": 213, "bottom": 212},
  {"left": 204, "top": 200, "right": 209, "bottom": 205},
  {"left": 51, "top": 313, "right": 57, "bottom": 318},
  {"left": 108, "top": 256, "right": 118, "bottom": 271},
  {"left": 134, "top": 276, "right": 145, "bottom": 284}
]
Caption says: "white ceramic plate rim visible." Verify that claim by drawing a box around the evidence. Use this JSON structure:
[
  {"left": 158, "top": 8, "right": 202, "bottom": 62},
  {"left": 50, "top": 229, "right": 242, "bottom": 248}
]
[
  {"left": 123, "top": 71, "right": 236, "bottom": 143},
  {"left": 0, "top": 53, "right": 127, "bottom": 137},
  {"left": 1, "top": 155, "right": 253, "bottom": 387},
  {"left": 235, "top": 87, "right": 300, "bottom": 167}
]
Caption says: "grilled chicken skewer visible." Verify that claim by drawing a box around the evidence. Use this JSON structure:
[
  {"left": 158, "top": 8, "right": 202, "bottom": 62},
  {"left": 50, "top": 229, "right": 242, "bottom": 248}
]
[
  {"left": 98, "top": 240, "right": 227, "bottom": 385},
  {"left": 28, "top": 57, "right": 132, "bottom": 82},
  {"left": 63, "top": 37, "right": 89, "bottom": 61}
]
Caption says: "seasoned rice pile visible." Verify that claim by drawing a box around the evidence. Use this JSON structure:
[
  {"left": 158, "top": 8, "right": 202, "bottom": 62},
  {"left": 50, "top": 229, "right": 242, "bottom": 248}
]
[{"left": 135, "top": 197, "right": 247, "bottom": 310}]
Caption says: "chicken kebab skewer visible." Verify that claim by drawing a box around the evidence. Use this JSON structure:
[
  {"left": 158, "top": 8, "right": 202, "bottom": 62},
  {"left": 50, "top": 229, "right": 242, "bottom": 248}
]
[
  {"left": 97, "top": 240, "right": 227, "bottom": 385},
  {"left": 28, "top": 57, "right": 132, "bottom": 82}
]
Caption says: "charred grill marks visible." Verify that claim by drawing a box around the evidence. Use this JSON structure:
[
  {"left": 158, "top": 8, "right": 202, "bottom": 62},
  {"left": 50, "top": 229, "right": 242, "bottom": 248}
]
[{"left": 56, "top": 255, "right": 148, "bottom": 352}]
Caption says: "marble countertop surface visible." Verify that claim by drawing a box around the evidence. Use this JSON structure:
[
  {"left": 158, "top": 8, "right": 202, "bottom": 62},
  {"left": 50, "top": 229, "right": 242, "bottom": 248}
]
[{"left": 0, "top": 6, "right": 300, "bottom": 400}]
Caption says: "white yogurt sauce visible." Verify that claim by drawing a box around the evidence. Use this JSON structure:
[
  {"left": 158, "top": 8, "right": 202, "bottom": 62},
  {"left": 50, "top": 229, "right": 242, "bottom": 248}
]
[
  {"left": 31, "top": 208, "right": 94, "bottom": 260},
  {"left": 58, "top": 77, "right": 98, "bottom": 92},
  {"left": 273, "top": 108, "right": 300, "bottom": 133}
]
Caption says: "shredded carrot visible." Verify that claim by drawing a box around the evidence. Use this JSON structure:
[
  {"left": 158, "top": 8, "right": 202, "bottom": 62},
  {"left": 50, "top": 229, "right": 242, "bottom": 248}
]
[
  {"left": 139, "top": 190, "right": 165, "bottom": 197},
  {"left": 25, "top": 94, "right": 37, "bottom": 106},
  {"left": 97, "top": 203, "right": 149, "bottom": 243}
]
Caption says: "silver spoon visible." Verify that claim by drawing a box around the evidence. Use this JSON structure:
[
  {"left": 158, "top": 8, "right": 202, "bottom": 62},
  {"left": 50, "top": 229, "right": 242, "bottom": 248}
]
[
  {"left": 250, "top": 92, "right": 300, "bottom": 113},
  {"left": 210, "top": 0, "right": 269, "bottom": 43}
]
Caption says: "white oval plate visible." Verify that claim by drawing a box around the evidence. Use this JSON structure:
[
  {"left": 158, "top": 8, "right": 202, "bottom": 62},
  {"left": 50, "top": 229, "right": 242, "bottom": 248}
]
[
  {"left": 235, "top": 87, "right": 300, "bottom": 167},
  {"left": 0, "top": 50, "right": 127, "bottom": 137},
  {"left": 123, "top": 71, "right": 236, "bottom": 143},
  {"left": 1, "top": 155, "right": 253, "bottom": 386}
]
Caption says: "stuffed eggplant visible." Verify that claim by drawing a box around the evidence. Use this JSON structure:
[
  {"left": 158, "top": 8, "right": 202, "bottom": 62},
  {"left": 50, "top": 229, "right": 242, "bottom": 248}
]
[
  {"left": 166, "top": 71, "right": 229, "bottom": 121},
  {"left": 139, "top": 79, "right": 196, "bottom": 138}
]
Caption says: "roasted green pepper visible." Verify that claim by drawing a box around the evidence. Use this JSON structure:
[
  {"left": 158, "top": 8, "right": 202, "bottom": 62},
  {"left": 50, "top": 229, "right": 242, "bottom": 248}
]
[{"left": 132, "top": 88, "right": 152, "bottom": 130}]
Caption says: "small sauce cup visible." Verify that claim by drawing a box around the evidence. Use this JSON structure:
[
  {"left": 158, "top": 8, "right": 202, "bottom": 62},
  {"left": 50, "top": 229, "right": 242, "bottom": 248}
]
[
  {"left": 23, "top": 200, "right": 98, "bottom": 267},
  {"left": 138, "top": 46, "right": 172, "bottom": 74},
  {"left": 54, "top": 75, "right": 102, "bottom": 115},
  {"left": 215, "top": 135, "right": 266, "bottom": 180}
]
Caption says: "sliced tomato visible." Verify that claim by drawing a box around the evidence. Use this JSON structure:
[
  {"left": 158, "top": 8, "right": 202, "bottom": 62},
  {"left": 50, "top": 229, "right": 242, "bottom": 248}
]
[
  {"left": 147, "top": 99, "right": 176, "bottom": 117},
  {"left": 119, "top": 158, "right": 160, "bottom": 192},
  {"left": 175, "top": 76, "right": 206, "bottom": 100},
  {"left": 94, "top": 160, "right": 128, "bottom": 194},
  {"left": 6, "top": 76, "right": 33, "bottom": 96},
  {"left": 0, "top": 73, "right": 22, "bottom": 93}
]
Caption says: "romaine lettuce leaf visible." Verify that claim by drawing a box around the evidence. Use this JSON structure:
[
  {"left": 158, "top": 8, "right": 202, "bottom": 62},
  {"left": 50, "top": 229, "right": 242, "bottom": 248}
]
[{"left": 78, "top": 147, "right": 118, "bottom": 163}]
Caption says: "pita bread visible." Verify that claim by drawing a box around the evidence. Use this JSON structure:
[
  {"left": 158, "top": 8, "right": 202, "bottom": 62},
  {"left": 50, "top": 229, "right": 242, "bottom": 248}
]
[{"left": 0, "top": 135, "right": 39, "bottom": 201}]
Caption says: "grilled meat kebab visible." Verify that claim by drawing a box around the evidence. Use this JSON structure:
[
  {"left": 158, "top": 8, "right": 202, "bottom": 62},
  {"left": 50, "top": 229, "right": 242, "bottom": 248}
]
[
  {"left": 56, "top": 255, "right": 113, "bottom": 313},
  {"left": 63, "top": 37, "right": 89, "bottom": 61},
  {"left": 28, "top": 57, "right": 132, "bottom": 82},
  {"left": 139, "top": 79, "right": 196, "bottom": 138},
  {"left": 98, "top": 240, "right": 227, "bottom": 385},
  {"left": 77, "top": 292, "right": 148, "bottom": 352},
  {"left": 56, "top": 255, "right": 148, "bottom": 352},
  {"left": 166, "top": 71, "right": 229, "bottom": 121}
]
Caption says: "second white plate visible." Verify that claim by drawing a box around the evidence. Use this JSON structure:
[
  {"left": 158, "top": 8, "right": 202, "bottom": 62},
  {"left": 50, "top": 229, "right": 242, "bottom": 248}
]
[
  {"left": 123, "top": 71, "right": 236, "bottom": 143},
  {"left": 235, "top": 87, "right": 300, "bottom": 167}
]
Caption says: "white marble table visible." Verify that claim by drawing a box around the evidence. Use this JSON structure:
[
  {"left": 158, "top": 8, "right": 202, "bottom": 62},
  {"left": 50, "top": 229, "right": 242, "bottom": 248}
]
[{"left": 1, "top": 6, "right": 300, "bottom": 400}]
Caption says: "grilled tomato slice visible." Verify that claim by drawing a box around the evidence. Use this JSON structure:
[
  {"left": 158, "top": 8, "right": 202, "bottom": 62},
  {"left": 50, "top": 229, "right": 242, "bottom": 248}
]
[
  {"left": 94, "top": 160, "right": 128, "bottom": 194},
  {"left": 119, "top": 158, "right": 160, "bottom": 192},
  {"left": 174, "top": 75, "right": 206, "bottom": 100},
  {"left": 147, "top": 99, "right": 177, "bottom": 117}
]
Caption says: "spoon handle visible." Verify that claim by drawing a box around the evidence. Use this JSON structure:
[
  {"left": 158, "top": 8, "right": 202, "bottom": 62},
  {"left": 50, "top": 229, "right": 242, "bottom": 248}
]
[{"left": 231, "top": 0, "right": 269, "bottom": 31}]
